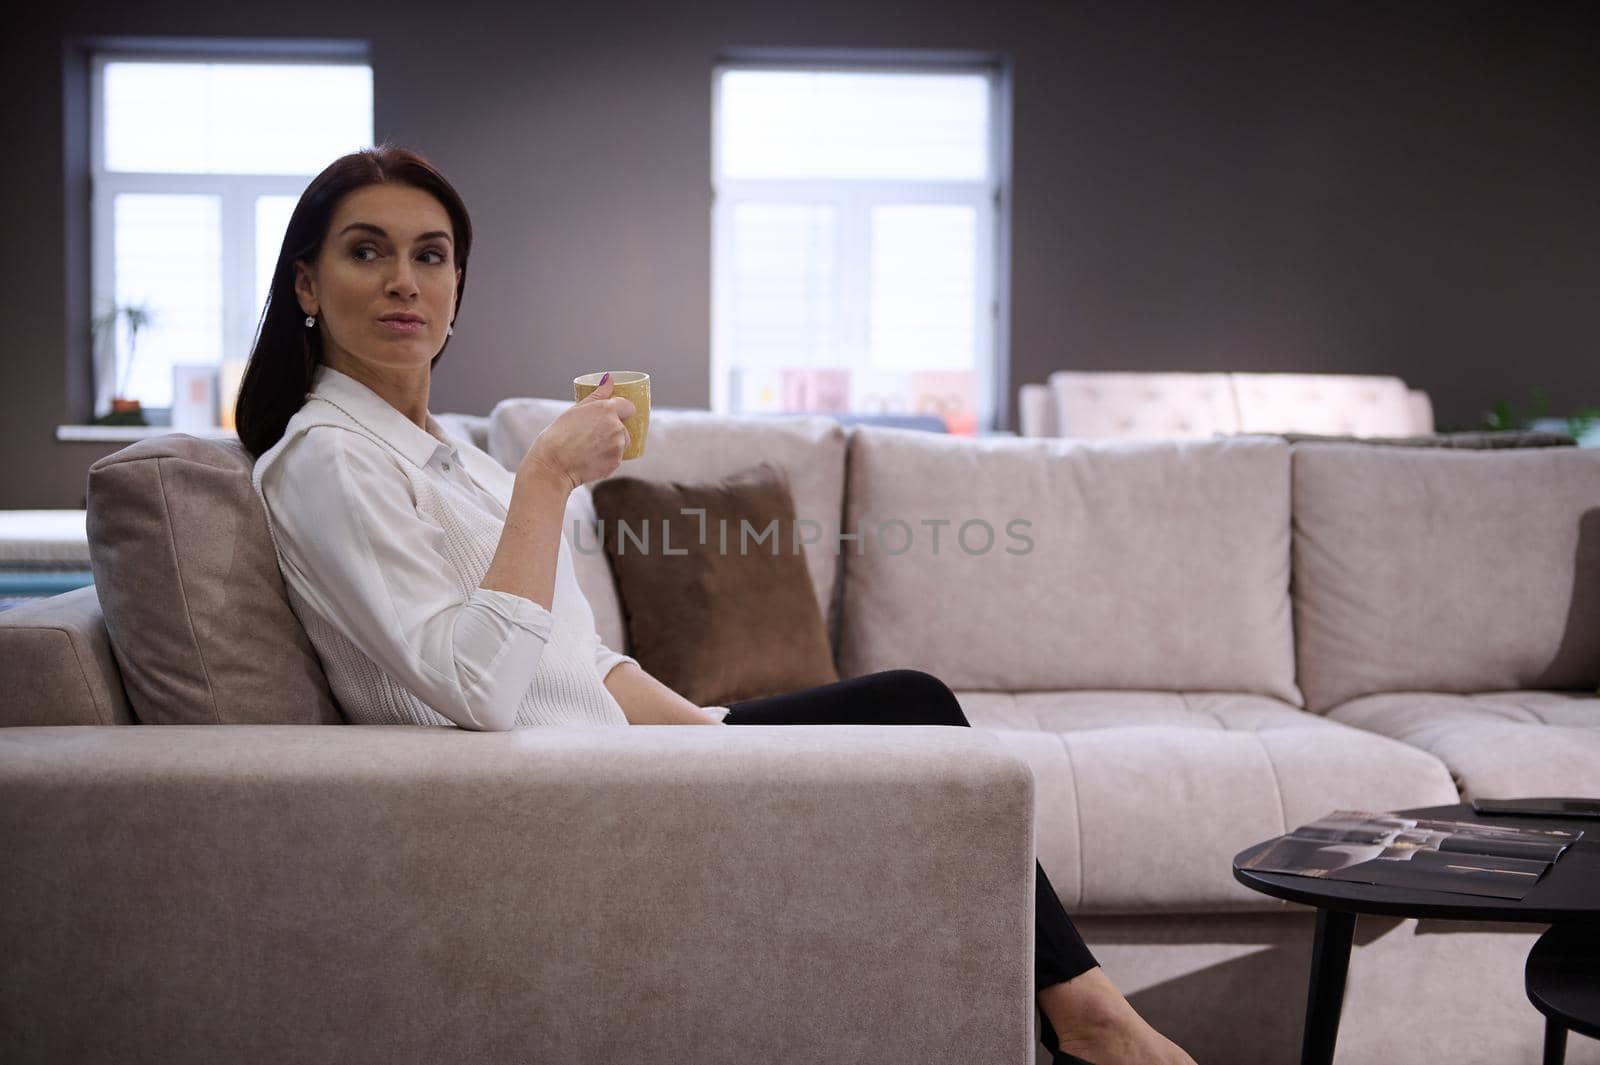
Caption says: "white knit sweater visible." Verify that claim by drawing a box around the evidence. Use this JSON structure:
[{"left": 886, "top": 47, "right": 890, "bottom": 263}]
[{"left": 252, "top": 366, "right": 633, "bottom": 730}]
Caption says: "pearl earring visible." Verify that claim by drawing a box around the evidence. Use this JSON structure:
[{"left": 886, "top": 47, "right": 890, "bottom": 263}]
[
  {"left": 447, "top": 325, "right": 454, "bottom": 337},
  {"left": 304, "top": 315, "right": 316, "bottom": 328}
]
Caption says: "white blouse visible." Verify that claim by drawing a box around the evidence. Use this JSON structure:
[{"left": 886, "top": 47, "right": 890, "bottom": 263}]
[{"left": 252, "top": 365, "right": 634, "bottom": 730}]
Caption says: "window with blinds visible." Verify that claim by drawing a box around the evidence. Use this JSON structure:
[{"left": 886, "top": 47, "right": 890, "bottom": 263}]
[
  {"left": 711, "top": 65, "right": 1003, "bottom": 434},
  {"left": 90, "top": 56, "right": 372, "bottom": 417}
]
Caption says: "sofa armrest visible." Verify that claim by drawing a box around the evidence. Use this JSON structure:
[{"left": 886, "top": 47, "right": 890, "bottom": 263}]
[
  {"left": 0, "top": 724, "right": 1035, "bottom": 1065},
  {"left": 1406, "top": 388, "right": 1435, "bottom": 435},
  {"left": 1017, "top": 382, "right": 1057, "bottom": 437},
  {"left": 0, "top": 585, "right": 132, "bottom": 726}
]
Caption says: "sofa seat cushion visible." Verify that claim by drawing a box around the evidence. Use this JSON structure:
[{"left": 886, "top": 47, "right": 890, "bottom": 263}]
[
  {"left": 488, "top": 399, "right": 847, "bottom": 633},
  {"left": 1326, "top": 691, "right": 1600, "bottom": 800},
  {"left": 959, "top": 690, "right": 1323, "bottom": 733},
  {"left": 955, "top": 690, "right": 1460, "bottom": 914}
]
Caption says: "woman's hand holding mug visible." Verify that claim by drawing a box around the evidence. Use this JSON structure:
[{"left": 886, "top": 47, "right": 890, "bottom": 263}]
[{"left": 522, "top": 372, "right": 635, "bottom": 492}]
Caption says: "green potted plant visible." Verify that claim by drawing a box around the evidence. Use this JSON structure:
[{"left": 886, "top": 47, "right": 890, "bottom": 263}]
[
  {"left": 1484, "top": 386, "right": 1600, "bottom": 444},
  {"left": 90, "top": 303, "right": 153, "bottom": 426}
]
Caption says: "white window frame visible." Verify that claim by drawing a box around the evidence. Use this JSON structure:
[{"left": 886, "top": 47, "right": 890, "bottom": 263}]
[
  {"left": 88, "top": 51, "right": 370, "bottom": 421},
  {"left": 710, "top": 59, "right": 1007, "bottom": 430}
]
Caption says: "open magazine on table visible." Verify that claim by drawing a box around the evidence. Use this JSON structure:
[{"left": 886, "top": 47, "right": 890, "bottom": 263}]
[{"left": 1238, "top": 810, "right": 1584, "bottom": 900}]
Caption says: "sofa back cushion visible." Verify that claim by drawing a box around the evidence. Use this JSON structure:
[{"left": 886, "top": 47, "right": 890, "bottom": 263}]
[
  {"left": 1293, "top": 444, "right": 1600, "bottom": 712},
  {"left": 838, "top": 430, "right": 1300, "bottom": 700},
  {"left": 1047, "top": 371, "right": 1239, "bottom": 439},
  {"left": 488, "top": 399, "right": 849, "bottom": 633},
  {"left": 87, "top": 435, "right": 342, "bottom": 725},
  {"left": 432, "top": 411, "right": 491, "bottom": 452},
  {"left": 1230, "top": 373, "right": 1424, "bottom": 437}
]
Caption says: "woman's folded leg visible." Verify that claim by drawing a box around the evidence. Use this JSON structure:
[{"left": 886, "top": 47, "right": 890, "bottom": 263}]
[{"left": 720, "top": 668, "right": 969, "bottom": 728}]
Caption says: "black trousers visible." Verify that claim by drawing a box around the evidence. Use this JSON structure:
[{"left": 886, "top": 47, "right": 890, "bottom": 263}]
[{"left": 724, "top": 669, "right": 1099, "bottom": 1058}]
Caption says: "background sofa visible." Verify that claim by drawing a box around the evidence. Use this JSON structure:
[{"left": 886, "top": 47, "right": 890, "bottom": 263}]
[
  {"left": 1016, "top": 371, "right": 1435, "bottom": 439},
  {"left": 4, "top": 399, "right": 1599, "bottom": 1065}
]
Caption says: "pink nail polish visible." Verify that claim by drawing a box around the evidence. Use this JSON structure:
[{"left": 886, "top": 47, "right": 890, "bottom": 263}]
[{"left": 599, "top": 372, "right": 611, "bottom": 385}]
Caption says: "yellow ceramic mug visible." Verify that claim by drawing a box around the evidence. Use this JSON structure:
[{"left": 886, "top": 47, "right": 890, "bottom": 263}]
[{"left": 574, "top": 371, "right": 651, "bottom": 460}]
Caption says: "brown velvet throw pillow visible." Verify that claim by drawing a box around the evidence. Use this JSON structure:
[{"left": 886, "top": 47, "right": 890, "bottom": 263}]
[{"left": 590, "top": 462, "right": 839, "bottom": 706}]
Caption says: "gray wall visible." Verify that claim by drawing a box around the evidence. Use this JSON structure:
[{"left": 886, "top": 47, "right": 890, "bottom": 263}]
[{"left": 3, "top": 0, "right": 1596, "bottom": 508}]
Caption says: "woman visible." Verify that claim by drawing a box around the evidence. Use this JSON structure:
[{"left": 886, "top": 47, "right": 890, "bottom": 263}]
[{"left": 238, "top": 145, "right": 1197, "bottom": 1065}]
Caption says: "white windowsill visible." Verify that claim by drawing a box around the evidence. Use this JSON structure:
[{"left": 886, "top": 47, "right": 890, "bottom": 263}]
[{"left": 56, "top": 425, "right": 239, "bottom": 442}]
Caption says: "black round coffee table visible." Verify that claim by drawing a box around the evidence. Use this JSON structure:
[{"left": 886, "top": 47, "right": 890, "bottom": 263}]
[
  {"left": 1526, "top": 923, "right": 1600, "bottom": 1065},
  {"left": 1232, "top": 801, "right": 1600, "bottom": 1065}
]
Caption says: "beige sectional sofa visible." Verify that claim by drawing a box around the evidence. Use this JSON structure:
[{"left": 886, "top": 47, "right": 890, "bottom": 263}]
[{"left": 4, "top": 399, "right": 1599, "bottom": 1065}]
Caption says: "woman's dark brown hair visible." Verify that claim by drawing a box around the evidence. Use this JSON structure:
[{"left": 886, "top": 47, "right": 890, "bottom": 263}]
[{"left": 235, "top": 144, "right": 473, "bottom": 458}]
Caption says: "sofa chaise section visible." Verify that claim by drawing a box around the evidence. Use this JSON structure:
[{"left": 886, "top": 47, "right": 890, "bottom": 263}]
[
  {"left": 1326, "top": 691, "right": 1600, "bottom": 798},
  {"left": 961, "top": 692, "right": 1458, "bottom": 912}
]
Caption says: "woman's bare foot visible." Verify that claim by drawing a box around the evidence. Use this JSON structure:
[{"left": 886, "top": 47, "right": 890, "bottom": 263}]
[{"left": 1038, "top": 966, "right": 1197, "bottom": 1065}]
